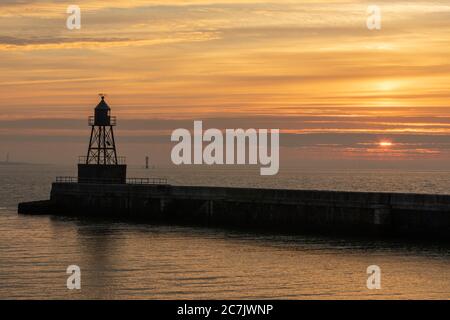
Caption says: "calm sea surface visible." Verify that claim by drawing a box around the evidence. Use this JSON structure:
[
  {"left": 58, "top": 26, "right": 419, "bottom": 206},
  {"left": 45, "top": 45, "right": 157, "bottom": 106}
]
[{"left": 0, "top": 164, "right": 449, "bottom": 299}]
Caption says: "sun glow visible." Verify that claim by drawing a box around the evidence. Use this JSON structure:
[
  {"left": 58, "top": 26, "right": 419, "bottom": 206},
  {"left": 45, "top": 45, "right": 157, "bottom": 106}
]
[
  {"left": 379, "top": 141, "right": 393, "bottom": 147},
  {"left": 377, "top": 81, "right": 398, "bottom": 92}
]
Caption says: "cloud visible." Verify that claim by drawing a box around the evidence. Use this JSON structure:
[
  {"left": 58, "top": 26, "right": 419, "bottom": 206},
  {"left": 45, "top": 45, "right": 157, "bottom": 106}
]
[
  {"left": 1, "top": 0, "right": 450, "bottom": 165},
  {"left": 0, "top": 36, "right": 132, "bottom": 46}
]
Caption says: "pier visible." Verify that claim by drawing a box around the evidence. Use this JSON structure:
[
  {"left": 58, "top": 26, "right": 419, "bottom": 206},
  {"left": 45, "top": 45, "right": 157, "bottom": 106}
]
[{"left": 18, "top": 178, "right": 450, "bottom": 239}]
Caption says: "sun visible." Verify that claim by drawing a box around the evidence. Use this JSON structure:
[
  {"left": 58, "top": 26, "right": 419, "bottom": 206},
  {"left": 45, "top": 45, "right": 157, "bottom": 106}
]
[
  {"left": 379, "top": 141, "right": 393, "bottom": 147},
  {"left": 376, "top": 81, "right": 399, "bottom": 92}
]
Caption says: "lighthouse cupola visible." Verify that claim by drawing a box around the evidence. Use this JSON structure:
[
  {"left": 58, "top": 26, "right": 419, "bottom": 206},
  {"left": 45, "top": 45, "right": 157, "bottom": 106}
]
[{"left": 94, "top": 95, "right": 111, "bottom": 126}]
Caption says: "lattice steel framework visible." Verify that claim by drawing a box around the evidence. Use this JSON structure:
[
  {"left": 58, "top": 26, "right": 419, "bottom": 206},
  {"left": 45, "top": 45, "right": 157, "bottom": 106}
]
[{"left": 85, "top": 125, "right": 118, "bottom": 165}]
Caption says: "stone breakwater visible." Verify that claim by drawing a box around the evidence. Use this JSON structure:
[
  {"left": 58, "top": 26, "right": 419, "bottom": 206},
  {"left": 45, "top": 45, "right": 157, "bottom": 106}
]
[{"left": 18, "top": 182, "right": 450, "bottom": 239}]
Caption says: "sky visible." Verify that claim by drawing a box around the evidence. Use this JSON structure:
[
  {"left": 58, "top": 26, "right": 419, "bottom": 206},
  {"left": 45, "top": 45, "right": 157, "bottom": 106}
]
[{"left": 1, "top": 0, "right": 450, "bottom": 168}]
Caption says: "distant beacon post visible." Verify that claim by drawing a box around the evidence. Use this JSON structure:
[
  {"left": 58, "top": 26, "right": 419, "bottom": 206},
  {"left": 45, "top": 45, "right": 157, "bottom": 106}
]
[{"left": 78, "top": 95, "right": 127, "bottom": 183}]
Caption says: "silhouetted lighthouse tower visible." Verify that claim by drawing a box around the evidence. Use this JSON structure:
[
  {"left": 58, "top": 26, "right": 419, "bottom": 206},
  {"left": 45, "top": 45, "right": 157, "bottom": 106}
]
[
  {"left": 86, "top": 94, "right": 118, "bottom": 165},
  {"left": 78, "top": 95, "right": 127, "bottom": 183}
]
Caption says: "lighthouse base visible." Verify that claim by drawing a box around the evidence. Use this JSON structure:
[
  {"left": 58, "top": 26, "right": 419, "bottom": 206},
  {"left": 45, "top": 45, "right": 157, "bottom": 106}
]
[{"left": 78, "top": 164, "right": 127, "bottom": 184}]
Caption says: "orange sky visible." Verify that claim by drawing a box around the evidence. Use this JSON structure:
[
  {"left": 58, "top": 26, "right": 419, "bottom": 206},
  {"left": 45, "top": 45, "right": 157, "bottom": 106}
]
[{"left": 1, "top": 1, "right": 450, "bottom": 166}]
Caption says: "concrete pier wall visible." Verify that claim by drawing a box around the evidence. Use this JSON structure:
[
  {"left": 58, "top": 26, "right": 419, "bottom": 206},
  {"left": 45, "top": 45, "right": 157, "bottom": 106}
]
[{"left": 18, "top": 182, "right": 450, "bottom": 238}]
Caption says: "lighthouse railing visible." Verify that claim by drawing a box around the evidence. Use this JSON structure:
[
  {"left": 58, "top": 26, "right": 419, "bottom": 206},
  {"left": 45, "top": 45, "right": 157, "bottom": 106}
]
[
  {"left": 88, "top": 116, "right": 116, "bottom": 126},
  {"left": 55, "top": 176, "right": 168, "bottom": 185},
  {"left": 78, "top": 156, "right": 126, "bottom": 165}
]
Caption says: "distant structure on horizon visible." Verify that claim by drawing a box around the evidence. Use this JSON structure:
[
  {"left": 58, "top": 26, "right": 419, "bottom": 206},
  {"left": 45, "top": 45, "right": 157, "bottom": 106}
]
[{"left": 78, "top": 95, "right": 127, "bottom": 183}]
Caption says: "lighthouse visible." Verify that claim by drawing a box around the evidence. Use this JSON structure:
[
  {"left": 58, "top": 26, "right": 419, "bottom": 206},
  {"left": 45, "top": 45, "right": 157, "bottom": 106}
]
[{"left": 78, "top": 95, "right": 127, "bottom": 183}]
